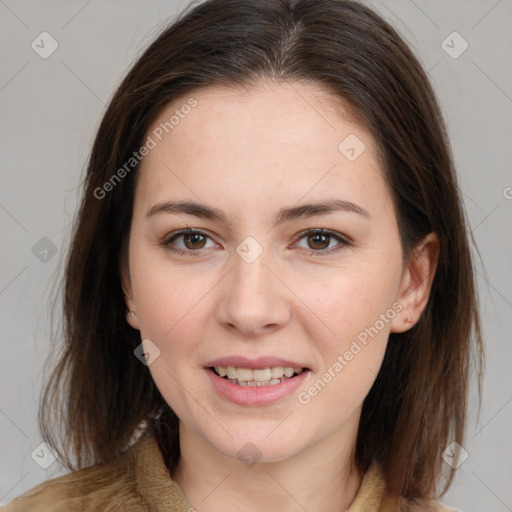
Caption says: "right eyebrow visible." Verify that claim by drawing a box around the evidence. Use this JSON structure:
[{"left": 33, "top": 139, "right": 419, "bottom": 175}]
[{"left": 146, "top": 201, "right": 227, "bottom": 223}]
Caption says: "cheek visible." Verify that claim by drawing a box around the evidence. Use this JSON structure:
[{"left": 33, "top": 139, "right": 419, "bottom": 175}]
[
  {"left": 294, "top": 284, "right": 393, "bottom": 423},
  {"left": 296, "top": 263, "right": 400, "bottom": 396},
  {"left": 301, "top": 263, "right": 400, "bottom": 341},
  {"left": 130, "top": 248, "right": 217, "bottom": 341},
  {"left": 129, "top": 257, "right": 214, "bottom": 416}
]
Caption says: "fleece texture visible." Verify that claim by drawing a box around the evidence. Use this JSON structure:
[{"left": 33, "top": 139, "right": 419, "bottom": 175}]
[{"left": 2, "top": 435, "right": 456, "bottom": 511}]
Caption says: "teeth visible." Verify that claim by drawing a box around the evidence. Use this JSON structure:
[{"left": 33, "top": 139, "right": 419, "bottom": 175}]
[
  {"left": 253, "top": 368, "right": 272, "bottom": 381},
  {"left": 226, "top": 377, "right": 290, "bottom": 386},
  {"left": 226, "top": 366, "right": 237, "bottom": 379},
  {"left": 283, "top": 367, "right": 294, "bottom": 378},
  {"left": 271, "top": 366, "right": 283, "bottom": 378},
  {"left": 236, "top": 367, "right": 253, "bottom": 381},
  {"left": 214, "top": 365, "right": 304, "bottom": 382}
]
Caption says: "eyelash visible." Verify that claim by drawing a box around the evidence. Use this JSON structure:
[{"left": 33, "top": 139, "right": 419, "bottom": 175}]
[{"left": 162, "top": 228, "right": 350, "bottom": 257}]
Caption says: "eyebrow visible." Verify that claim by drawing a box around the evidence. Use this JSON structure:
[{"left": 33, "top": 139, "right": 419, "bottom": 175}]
[{"left": 146, "top": 198, "right": 371, "bottom": 226}]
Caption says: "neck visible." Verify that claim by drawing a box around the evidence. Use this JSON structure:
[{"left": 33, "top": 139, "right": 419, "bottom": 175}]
[{"left": 172, "top": 421, "right": 362, "bottom": 512}]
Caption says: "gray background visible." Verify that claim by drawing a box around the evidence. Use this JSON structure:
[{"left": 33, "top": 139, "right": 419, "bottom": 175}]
[{"left": 1, "top": 1, "right": 511, "bottom": 510}]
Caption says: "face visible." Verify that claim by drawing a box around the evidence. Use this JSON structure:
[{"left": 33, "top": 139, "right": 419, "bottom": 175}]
[{"left": 122, "top": 80, "right": 426, "bottom": 465}]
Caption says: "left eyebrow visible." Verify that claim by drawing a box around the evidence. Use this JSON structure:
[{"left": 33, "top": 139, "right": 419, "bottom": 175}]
[
  {"left": 145, "top": 198, "right": 371, "bottom": 225},
  {"left": 273, "top": 199, "right": 371, "bottom": 226}
]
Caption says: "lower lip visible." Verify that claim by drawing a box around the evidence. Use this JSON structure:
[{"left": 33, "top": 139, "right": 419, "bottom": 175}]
[{"left": 205, "top": 368, "right": 310, "bottom": 406}]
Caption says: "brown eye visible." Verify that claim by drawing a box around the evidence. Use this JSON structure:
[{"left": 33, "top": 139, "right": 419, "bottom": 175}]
[
  {"left": 307, "top": 233, "right": 330, "bottom": 250},
  {"left": 164, "top": 229, "right": 216, "bottom": 254},
  {"left": 183, "top": 233, "right": 207, "bottom": 249},
  {"left": 294, "top": 229, "right": 349, "bottom": 254}
]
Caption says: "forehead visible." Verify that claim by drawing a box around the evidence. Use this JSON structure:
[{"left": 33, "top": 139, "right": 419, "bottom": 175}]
[
  {"left": 135, "top": 80, "right": 391, "bottom": 218},
  {"left": 147, "top": 80, "right": 371, "bottom": 152}
]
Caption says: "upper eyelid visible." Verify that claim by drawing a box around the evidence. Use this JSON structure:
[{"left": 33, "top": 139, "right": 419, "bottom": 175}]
[
  {"left": 165, "top": 228, "right": 218, "bottom": 244},
  {"left": 294, "top": 228, "right": 349, "bottom": 243}
]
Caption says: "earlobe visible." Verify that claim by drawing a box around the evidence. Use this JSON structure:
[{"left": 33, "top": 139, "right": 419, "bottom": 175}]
[
  {"left": 390, "top": 232, "right": 440, "bottom": 333},
  {"left": 123, "top": 293, "right": 140, "bottom": 330},
  {"left": 125, "top": 307, "right": 140, "bottom": 330},
  {"left": 120, "top": 266, "right": 140, "bottom": 330}
]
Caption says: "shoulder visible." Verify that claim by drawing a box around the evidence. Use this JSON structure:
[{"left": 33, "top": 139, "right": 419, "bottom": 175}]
[
  {"left": 355, "top": 464, "right": 460, "bottom": 512},
  {"left": 1, "top": 439, "right": 149, "bottom": 512},
  {"left": 378, "top": 494, "right": 460, "bottom": 512}
]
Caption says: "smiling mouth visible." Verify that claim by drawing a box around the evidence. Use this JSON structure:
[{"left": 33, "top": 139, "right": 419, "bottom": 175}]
[{"left": 209, "top": 366, "right": 308, "bottom": 386}]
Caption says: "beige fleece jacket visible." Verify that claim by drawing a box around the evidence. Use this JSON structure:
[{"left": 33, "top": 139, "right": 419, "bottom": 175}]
[{"left": 1, "top": 435, "right": 456, "bottom": 511}]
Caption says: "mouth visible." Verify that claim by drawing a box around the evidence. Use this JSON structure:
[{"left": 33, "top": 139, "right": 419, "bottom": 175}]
[{"left": 208, "top": 365, "right": 309, "bottom": 387}]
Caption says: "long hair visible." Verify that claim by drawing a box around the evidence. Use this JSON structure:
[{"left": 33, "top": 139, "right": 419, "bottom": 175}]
[{"left": 40, "top": 0, "right": 483, "bottom": 508}]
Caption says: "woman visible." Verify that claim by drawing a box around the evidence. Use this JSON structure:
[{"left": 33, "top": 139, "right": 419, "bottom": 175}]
[{"left": 3, "top": 0, "right": 483, "bottom": 510}]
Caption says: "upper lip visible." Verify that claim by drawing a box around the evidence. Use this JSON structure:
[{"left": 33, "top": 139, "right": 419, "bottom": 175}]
[{"left": 205, "top": 356, "right": 309, "bottom": 370}]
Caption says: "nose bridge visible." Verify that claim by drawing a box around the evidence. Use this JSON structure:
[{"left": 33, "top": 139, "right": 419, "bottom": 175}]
[
  {"left": 216, "top": 241, "right": 291, "bottom": 335},
  {"left": 233, "top": 247, "right": 271, "bottom": 296}
]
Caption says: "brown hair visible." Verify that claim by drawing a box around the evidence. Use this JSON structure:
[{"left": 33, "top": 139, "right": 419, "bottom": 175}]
[{"left": 40, "top": 0, "right": 483, "bottom": 508}]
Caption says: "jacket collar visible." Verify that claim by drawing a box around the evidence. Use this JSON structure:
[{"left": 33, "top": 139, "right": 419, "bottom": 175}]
[{"left": 134, "top": 434, "right": 389, "bottom": 511}]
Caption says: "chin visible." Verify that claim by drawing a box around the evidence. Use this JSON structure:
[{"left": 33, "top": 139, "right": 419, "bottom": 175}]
[{"left": 203, "top": 425, "right": 313, "bottom": 466}]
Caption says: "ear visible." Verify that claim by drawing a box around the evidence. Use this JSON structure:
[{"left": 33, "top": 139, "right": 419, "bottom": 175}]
[
  {"left": 391, "top": 232, "right": 440, "bottom": 333},
  {"left": 120, "top": 255, "right": 140, "bottom": 331}
]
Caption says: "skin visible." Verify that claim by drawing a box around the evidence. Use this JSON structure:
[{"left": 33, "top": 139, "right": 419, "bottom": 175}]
[{"left": 122, "top": 80, "right": 439, "bottom": 511}]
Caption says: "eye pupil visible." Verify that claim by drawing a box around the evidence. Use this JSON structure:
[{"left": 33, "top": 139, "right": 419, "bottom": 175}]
[
  {"left": 308, "top": 233, "right": 329, "bottom": 250},
  {"left": 185, "top": 233, "right": 206, "bottom": 249}
]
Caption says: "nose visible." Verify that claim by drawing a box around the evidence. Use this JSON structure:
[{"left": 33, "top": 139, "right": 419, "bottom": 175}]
[{"left": 215, "top": 249, "right": 292, "bottom": 337}]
